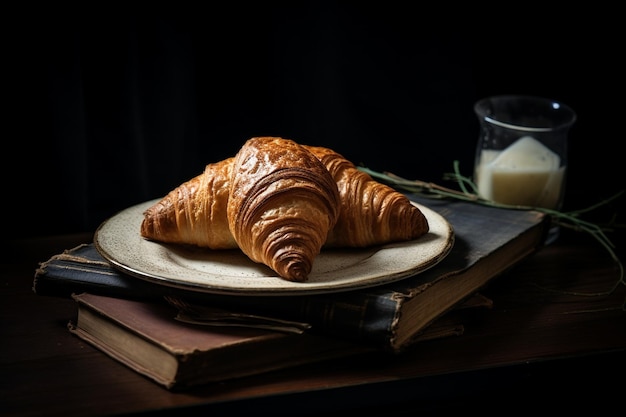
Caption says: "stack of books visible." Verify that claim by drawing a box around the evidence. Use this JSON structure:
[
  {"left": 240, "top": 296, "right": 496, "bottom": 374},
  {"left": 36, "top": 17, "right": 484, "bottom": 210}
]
[{"left": 33, "top": 195, "right": 548, "bottom": 390}]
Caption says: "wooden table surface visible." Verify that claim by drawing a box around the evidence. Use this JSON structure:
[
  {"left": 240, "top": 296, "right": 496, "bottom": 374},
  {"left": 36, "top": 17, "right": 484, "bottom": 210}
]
[{"left": 2, "top": 229, "right": 625, "bottom": 417}]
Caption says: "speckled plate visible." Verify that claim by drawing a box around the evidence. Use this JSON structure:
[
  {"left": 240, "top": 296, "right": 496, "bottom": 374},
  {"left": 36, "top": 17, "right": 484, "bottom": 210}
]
[{"left": 94, "top": 199, "right": 454, "bottom": 296}]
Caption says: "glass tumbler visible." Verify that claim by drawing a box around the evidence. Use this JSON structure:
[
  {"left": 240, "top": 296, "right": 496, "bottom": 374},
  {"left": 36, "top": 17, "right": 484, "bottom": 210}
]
[{"left": 474, "top": 95, "right": 576, "bottom": 242}]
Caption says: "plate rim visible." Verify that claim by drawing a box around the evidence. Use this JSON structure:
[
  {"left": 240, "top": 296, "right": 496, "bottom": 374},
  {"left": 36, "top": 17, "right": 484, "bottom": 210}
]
[{"left": 94, "top": 199, "right": 454, "bottom": 296}]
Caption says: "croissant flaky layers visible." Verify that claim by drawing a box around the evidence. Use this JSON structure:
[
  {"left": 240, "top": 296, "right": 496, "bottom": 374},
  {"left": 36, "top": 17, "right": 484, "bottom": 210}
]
[{"left": 140, "top": 137, "right": 429, "bottom": 282}]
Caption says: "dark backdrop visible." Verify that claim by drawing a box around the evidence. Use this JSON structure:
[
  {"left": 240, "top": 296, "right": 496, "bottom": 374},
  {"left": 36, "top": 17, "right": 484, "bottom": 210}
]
[{"left": 7, "top": 5, "right": 624, "bottom": 239}]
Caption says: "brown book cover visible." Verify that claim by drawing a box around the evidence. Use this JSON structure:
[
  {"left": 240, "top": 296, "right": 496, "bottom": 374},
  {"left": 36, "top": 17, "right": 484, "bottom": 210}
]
[{"left": 68, "top": 293, "right": 370, "bottom": 390}]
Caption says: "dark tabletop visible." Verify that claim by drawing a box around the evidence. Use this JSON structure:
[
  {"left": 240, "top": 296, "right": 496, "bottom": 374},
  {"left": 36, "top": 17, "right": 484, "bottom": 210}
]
[{"left": 2, "top": 228, "right": 625, "bottom": 417}]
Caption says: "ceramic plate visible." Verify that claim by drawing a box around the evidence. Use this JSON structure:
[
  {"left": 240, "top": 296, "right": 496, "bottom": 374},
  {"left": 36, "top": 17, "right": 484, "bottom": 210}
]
[{"left": 94, "top": 199, "right": 454, "bottom": 296}]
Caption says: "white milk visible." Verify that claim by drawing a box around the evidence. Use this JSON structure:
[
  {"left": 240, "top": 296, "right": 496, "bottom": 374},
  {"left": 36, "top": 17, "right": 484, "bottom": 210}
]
[{"left": 475, "top": 136, "right": 565, "bottom": 209}]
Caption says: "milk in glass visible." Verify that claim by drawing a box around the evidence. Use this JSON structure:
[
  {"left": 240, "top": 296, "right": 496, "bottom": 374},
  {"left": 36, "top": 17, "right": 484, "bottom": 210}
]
[{"left": 475, "top": 136, "right": 565, "bottom": 209}]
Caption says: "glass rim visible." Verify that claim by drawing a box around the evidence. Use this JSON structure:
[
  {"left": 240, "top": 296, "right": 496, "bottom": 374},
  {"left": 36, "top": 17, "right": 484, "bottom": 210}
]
[{"left": 474, "top": 95, "right": 577, "bottom": 131}]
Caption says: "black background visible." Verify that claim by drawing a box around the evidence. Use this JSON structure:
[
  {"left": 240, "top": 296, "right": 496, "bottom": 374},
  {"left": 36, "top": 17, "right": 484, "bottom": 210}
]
[{"left": 6, "top": 4, "right": 624, "bottom": 239}]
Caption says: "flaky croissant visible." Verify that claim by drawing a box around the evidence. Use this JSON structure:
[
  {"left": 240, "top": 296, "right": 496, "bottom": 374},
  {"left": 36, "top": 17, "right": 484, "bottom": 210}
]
[
  {"left": 140, "top": 137, "right": 429, "bottom": 282},
  {"left": 304, "top": 145, "right": 429, "bottom": 247},
  {"left": 227, "top": 137, "right": 341, "bottom": 282},
  {"left": 140, "top": 157, "right": 238, "bottom": 249}
]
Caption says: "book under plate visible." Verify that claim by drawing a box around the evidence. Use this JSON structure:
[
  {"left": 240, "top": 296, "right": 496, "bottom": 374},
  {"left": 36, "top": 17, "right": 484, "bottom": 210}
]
[{"left": 36, "top": 195, "right": 549, "bottom": 352}]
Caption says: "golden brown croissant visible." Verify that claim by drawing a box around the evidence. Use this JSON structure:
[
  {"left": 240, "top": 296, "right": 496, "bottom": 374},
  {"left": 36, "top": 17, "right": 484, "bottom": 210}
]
[
  {"left": 140, "top": 137, "right": 429, "bottom": 282},
  {"left": 304, "top": 145, "right": 429, "bottom": 248},
  {"left": 140, "top": 157, "right": 238, "bottom": 249},
  {"left": 227, "top": 137, "right": 341, "bottom": 282}
]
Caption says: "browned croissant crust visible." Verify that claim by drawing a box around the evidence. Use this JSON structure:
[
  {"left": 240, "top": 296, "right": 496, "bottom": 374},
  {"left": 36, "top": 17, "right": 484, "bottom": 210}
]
[
  {"left": 140, "top": 137, "right": 429, "bottom": 282},
  {"left": 140, "top": 157, "right": 238, "bottom": 249},
  {"left": 227, "top": 137, "right": 341, "bottom": 282},
  {"left": 304, "top": 145, "right": 429, "bottom": 248}
]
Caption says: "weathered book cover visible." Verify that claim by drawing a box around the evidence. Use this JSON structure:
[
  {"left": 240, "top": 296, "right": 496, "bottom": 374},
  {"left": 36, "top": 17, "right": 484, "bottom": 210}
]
[
  {"left": 37, "top": 196, "right": 547, "bottom": 352},
  {"left": 34, "top": 242, "right": 185, "bottom": 300},
  {"left": 68, "top": 293, "right": 368, "bottom": 390}
]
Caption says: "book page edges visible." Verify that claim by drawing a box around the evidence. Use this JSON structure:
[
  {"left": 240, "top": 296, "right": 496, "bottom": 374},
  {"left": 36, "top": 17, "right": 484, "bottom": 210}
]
[{"left": 68, "top": 305, "right": 180, "bottom": 389}]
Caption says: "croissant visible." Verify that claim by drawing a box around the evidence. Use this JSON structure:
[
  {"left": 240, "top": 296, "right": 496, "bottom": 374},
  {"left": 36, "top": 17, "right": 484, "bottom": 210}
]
[
  {"left": 304, "top": 145, "right": 429, "bottom": 248},
  {"left": 227, "top": 137, "right": 341, "bottom": 282},
  {"left": 140, "top": 137, "right": 429, "bottom": 283},
  {"left": 140, "top": 157, "right": 238, "bottom": 249}
]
